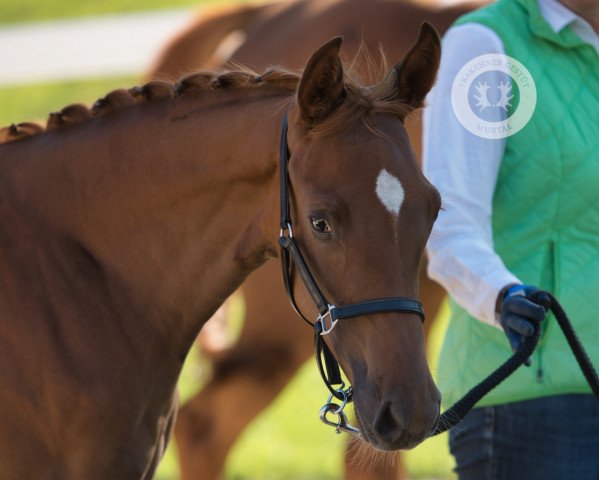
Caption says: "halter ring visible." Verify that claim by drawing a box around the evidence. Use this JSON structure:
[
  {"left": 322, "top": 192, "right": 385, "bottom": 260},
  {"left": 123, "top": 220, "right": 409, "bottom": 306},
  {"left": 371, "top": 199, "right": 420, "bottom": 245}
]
[
  {"left": 327, "top": 386, "right": 349, "bottom": 413},
  {"left": 279, "top": 222, "right": 293, "bottom": 239}
]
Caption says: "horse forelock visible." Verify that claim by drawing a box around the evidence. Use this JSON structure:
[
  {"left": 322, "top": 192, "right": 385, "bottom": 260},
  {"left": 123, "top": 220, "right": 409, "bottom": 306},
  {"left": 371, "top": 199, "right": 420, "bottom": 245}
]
[
  {"left": 0, "top": 58, "right": 411, "bottom": 146},
  {"left": 308, "top": 70, "right": 414, "bottom": 140}
]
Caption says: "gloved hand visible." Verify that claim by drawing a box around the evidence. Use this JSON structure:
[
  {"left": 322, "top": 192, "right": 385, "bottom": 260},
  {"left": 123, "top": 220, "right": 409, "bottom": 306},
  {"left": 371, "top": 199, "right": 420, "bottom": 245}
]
[{"left": 499, "top": 284, "right": 550, "bottom": 366}]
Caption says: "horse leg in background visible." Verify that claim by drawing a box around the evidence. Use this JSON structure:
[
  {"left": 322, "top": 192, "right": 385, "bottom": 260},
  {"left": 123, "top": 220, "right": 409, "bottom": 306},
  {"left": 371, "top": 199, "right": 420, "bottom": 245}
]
[{"left": 174, "top": 261, "right": 313, "bottom": 480}]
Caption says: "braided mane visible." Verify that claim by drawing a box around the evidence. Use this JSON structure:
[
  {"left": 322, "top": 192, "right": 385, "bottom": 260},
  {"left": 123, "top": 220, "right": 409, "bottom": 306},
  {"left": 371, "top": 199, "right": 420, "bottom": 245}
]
[
  {"left": 0, "top": 61, "right": 412, "bottom": 145},
  {"left": 0, "top": 68, "right": 299, "bottom": 145}
]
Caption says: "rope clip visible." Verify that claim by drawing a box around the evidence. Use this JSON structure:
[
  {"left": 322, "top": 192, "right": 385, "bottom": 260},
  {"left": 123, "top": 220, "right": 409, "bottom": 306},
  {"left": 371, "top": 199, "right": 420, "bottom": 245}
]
[{"left": 318, "top": 389, "right": 360, "bottom": 435}]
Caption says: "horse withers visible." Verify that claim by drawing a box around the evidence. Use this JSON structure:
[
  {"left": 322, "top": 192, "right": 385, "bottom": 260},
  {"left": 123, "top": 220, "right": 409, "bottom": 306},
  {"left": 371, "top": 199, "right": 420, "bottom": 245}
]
[{"left": 0, "top": 24, "right": 441, "bottom": 478}]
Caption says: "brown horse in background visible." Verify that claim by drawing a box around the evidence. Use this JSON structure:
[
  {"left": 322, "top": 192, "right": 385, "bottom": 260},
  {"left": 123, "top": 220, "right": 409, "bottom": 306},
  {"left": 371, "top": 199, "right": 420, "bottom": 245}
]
[
  {"left": 0, "top": 29, "right": 442, "bottom": 479},
  {"left": 149, "top": 1, "right": 485, "bottom": 479}
]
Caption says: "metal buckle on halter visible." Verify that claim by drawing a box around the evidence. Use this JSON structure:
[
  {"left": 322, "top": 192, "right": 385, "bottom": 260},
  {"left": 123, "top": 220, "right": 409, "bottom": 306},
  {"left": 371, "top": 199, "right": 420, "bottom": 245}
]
[
  {"left": 317, "top": 305, "right": 338, "bottom": 335},
  {"left": 279, "top": 222, "right": 293, "bottom": 239},
  {"left": 318, "top": 387, "right": 360, "bottom": 435}
]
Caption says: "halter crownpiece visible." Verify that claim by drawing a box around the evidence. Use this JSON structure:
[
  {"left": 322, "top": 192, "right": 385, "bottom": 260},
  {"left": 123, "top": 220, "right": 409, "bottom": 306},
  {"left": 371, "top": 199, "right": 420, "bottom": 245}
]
[{"left": 277, "top": 113, "right": 426, "bottom": 433}]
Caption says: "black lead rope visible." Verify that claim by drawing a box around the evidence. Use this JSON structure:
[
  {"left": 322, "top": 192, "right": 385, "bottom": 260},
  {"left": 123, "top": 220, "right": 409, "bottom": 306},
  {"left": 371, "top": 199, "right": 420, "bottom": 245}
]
[{"left": 432, "top": 290, "right": 599, "bottom": 436}]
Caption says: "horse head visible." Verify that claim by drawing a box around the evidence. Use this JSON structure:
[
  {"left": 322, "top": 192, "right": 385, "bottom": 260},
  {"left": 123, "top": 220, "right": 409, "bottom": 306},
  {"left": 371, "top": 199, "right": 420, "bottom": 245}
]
[{"left": 283, "top": 23, "right": 442, "bottom": 450}]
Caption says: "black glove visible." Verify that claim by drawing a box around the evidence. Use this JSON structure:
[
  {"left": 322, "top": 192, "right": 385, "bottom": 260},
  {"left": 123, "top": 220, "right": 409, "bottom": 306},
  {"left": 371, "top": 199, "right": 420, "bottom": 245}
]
[{"left": 499, "top": 284, "right": 550, "bottom": 366}]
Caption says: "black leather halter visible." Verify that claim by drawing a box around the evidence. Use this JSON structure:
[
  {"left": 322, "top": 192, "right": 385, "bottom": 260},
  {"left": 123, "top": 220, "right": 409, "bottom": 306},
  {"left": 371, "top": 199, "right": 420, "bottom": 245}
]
[{"left": 277, "top": 113, "right": 425, "bottom": 401}]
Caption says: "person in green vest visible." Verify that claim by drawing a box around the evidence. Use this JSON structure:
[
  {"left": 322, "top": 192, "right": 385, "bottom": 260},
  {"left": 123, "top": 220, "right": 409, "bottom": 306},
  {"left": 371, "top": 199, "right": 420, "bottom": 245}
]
[{"left": 423, "top": 0, "right": 599, "bottom": 478}]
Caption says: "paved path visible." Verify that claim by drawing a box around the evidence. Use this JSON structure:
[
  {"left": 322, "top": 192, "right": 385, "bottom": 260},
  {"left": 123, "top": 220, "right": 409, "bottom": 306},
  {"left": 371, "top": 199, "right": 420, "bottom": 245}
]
[{"left": 0, "top": 9, "right": 195, "bottom": 86}]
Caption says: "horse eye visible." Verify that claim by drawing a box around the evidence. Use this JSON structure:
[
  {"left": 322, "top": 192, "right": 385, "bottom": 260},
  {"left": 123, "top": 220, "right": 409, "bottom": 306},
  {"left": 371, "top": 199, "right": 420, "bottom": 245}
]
[{"left": 311, "top": 217, "right": 331, "bottom": 234}]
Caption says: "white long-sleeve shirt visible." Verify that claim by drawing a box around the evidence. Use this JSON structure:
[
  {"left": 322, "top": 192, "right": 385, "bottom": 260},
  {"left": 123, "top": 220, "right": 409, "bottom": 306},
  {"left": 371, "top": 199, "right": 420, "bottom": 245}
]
[{"left": 423, "top": 0, "right": 599, "bottom": 328}]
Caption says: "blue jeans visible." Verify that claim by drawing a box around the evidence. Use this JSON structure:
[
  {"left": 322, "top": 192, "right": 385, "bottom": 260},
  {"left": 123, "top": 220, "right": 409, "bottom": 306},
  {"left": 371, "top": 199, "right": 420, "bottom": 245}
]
[{"left": 449, "top": 394, "right": 599, "bottom": 480}]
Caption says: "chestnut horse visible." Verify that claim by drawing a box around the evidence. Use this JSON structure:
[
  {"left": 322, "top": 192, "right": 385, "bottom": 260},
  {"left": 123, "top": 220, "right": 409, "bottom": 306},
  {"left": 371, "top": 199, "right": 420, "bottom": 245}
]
[
  {"left": 0, "top": 28, "right": 442, "bottom": 479},
  {"left": 149, "top": 1, "right": 484, "bottom": 478}
]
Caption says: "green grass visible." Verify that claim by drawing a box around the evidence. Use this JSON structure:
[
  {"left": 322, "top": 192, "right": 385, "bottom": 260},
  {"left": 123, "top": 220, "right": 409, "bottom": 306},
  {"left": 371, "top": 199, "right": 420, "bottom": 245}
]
[{"left": 0, "top": 0, "right": 246, "bottom": 25}]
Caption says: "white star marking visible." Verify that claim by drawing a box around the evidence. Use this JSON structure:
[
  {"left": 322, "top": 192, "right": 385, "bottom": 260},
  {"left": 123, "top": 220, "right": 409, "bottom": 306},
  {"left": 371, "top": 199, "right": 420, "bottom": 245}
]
[{"left": 376, "top": 169, "right": 405, "bottom": 216}]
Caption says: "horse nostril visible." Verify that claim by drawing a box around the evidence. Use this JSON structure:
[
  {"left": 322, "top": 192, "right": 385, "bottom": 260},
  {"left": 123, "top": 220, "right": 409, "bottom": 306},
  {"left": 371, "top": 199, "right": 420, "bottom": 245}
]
[
  {"left": 373, "top": 401, "right": 403, "bottom": 444},
  {"left": 371, "top": 398, "right": 441, "bottom": 450}
]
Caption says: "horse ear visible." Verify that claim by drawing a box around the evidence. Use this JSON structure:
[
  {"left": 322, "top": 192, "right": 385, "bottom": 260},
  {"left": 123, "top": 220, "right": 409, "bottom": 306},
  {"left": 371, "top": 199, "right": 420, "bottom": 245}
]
[
  {"left": 390, "top": 22, "right": 441, "bottom": 113},
  {"left": 297, "top": 37, "right": 346, "bottom": 127}
]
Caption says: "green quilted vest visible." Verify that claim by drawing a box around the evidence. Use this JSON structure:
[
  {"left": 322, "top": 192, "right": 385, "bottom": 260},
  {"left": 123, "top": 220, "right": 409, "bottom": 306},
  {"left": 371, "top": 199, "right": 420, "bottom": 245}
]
[{"left": 438, "top": 0, "right": 599, "bottom": 408}]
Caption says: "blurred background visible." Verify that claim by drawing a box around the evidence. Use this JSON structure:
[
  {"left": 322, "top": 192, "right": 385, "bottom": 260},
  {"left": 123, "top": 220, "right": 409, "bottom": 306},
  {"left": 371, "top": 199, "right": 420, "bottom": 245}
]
[{"left": 0, "top": 1, "right": 455, "bottom": 478}]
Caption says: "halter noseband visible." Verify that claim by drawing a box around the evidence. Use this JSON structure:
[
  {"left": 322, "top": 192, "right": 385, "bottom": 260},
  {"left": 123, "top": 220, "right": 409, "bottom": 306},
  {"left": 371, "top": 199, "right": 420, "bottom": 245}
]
[{"left": 277, "top": 113, "right": 425, "bottom": 406}]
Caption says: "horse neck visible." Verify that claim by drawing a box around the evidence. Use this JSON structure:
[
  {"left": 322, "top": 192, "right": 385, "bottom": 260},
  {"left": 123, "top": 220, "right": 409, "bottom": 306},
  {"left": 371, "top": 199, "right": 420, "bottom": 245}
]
[{"left": 1, "top": 90, "right": 288, "bottom": 354}]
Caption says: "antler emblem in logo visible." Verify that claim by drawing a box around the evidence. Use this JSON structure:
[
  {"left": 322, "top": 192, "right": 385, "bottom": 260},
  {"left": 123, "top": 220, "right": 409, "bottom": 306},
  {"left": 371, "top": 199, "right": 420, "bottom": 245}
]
[
  {"left": 473, "top": 80, "right": 514, "bottom": 112},
  {"left": 496, "top": 81, "right": 514, "bottom": 111},
  {"left": 473, "top": 81, "right": 492, "bottom": 111}
]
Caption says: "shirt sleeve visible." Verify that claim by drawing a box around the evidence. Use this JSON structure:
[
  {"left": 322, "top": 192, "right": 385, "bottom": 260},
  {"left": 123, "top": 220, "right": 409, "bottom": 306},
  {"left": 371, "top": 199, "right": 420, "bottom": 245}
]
[{"left": 423, "top": 23, "right": 522, "bottom": 328}]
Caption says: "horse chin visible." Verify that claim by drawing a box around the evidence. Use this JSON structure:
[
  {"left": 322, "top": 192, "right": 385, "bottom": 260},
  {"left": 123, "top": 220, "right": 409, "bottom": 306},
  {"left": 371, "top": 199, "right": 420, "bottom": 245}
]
[{"left": 359, "top": 423, "right": 430, "bottom": 451}]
